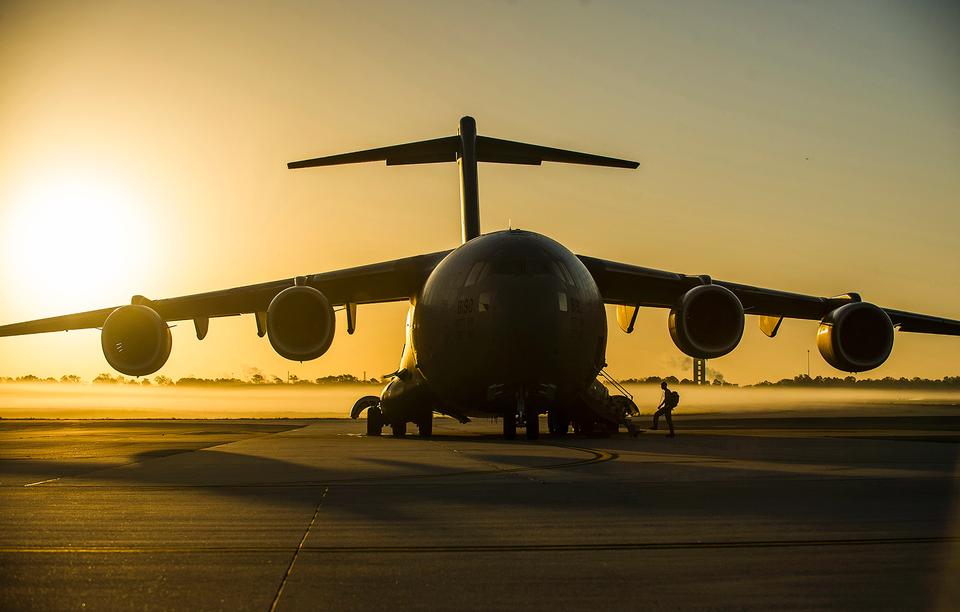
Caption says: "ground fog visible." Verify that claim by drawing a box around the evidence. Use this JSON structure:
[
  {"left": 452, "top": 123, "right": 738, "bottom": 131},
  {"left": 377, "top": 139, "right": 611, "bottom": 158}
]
[{"left": 0, "top": 383, "right": 957, "bottom": 420}]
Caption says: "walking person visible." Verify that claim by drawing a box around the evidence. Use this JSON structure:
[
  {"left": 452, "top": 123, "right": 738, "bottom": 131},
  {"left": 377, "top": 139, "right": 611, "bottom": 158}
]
[{"left": 652, "top": 381, "right": 678, "bottom": 437}]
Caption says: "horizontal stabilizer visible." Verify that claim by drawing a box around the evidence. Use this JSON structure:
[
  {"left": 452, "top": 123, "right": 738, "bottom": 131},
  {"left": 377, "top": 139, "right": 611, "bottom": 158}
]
[
  {"left": 476, "top": 136, "right": 638, "bottom": 168},
  {"left": 288, "top": 135, "right": 638, "bottom": 169},
  {"left": 288, "top": 136, "right": 460, "bottom": 168},
  {"left": 287, "top": 116, "right": 638, "bottom": 244}
]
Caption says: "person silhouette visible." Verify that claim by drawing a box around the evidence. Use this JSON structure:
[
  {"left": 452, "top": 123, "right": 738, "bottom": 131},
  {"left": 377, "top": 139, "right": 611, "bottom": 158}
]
[{"left": 652, "top": 381, "right": 677, "bottom": 437}]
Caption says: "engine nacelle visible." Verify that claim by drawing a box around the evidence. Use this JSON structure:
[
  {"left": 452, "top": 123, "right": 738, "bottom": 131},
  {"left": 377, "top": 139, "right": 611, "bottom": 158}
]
[
  {"left": 100, "top": 305, "right": 172, "bottom": 377},
  {"left": 817, "top": 302, "right": 894, "bottom": 372},
  {"left": 669, "top": 285, "right": 745, "bottom": 359},
  {"left": 267, "top": 286, "right": 335, "bottom": 361}
]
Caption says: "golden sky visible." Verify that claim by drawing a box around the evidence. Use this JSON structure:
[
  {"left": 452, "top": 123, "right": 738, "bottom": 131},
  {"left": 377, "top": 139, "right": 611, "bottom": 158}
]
[{"left": 1, "top": 0, "right": 958, "bottom": 384}]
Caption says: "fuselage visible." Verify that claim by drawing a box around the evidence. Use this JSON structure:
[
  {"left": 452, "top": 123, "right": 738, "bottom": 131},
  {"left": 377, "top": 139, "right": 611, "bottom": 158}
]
[{"left": 380, "top": 230, "right": 607, "bottom": 422}]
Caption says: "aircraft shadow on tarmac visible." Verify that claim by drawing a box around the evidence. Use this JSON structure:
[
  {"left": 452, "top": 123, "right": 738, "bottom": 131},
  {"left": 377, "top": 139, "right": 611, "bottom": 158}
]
[{"left": 5, "top": 426, "right": 958, "bottom": 528}]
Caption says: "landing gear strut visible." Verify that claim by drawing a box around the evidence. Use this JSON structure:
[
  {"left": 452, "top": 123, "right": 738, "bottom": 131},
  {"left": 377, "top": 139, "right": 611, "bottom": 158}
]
[
  {"left": 547, "top": 410, "right": 569, "bottom": 437},
  {"left": 418, "top": 416, "right": 433, "bottom": 438},
  {"left": 367, "top": 406, "right": 383, "bottom": 436},
  {"left": 503, "top": 413, "right": 517, "bottom": 440},
  {"left": 525, "top": 410, "right": 539, "bottom": 440}
]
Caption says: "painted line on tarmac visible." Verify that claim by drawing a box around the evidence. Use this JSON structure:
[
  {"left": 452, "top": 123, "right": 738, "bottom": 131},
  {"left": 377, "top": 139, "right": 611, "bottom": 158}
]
[
  {"left": 23, "top": 477, "right": 60, "bottom": 487},
  {"left": 1, "top": 536, "right": 954, "bottom": 555},
  {"left": 269, "top": 488, "right": 328, "bottom": 612}
]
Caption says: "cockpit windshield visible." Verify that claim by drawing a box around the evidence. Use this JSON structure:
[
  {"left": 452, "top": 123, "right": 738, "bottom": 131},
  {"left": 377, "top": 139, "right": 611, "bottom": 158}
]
[
  {"left": 481, "top": 257, "right": 576, "bottom": 286},
  {"left": 464, "top": 261, "right": 490, "bottom": 286}
]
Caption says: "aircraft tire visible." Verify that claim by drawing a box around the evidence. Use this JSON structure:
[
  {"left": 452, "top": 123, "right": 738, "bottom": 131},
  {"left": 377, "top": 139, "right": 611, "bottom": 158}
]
[
  {"left": 525, "top": 412, "right": 539, "bottom": 440},
  {"left": 588, "top": 420, "right": 609, "bottom": 438},
  {"left": 367, "top": 407, "right": 383, "bottom": 436},
  {"left": 418, "top": 417, "right": 433, "bottom": 438},
  {"left": 503, "top": 414, "right": 517, "bottom": 440},
  {"left": 553, "top": 415, "right": 569, "bottom": 437},
  {"left": 391, "top": 421, "right": 407, "bottom": 437}
]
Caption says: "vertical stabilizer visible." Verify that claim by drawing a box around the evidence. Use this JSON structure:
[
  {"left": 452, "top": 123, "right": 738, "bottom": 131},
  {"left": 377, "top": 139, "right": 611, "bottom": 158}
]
[{"left": 457, "top": 116, "right": 481, "bottom": 243}]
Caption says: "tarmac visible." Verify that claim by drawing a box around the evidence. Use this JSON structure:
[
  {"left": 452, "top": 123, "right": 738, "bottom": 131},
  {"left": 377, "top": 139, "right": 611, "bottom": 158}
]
[{"left": 1, "top": 411, "right": 958, "bottom": 611}]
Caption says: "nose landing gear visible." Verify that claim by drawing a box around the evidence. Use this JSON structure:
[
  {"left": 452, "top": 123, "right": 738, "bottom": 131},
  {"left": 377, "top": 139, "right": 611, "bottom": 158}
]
[
  {"left": 547, "top": 410, "right": 570, "bottom": 437},
  {"left": 503, "top": 413, "right": 517, "bottom": 440},
  {"left": 524, "top": 409, "right": 539, "bottom": 440},
  {"left": 501, "top": 411, "right": 540, "bottom": 440},
  {"left": 388, "top": 416, "right": 434, "bottom": 438}
]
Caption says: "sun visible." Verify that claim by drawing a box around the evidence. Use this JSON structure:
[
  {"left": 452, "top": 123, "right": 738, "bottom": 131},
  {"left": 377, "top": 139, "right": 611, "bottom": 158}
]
[{"left": 2, "top": 173, "right": 156, "bottom": 315}]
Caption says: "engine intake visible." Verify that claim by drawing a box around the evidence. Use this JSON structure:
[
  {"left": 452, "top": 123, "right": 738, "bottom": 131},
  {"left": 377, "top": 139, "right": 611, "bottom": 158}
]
[
  {"left": 101, "top": 305, "right": 172, "bottom": 377},
  {"left": 267, "top": 286, "right": 335, "bottom": 361},
  {"left": 817, "top": 302, "right": 894, "bottom": 372},
  {"left": 669, "top": 285, "right": 745, "bottom": 359}
]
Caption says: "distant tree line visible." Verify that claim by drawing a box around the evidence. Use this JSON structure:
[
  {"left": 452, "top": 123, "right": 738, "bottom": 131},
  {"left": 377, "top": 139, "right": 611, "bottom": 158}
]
[
  {"left": 749, "top": 374, "right": 960, "bottom": 389},
  {"left": 5, "top": 372, "right": 960, "bottom": 390},
  {"left": 0, "top": 374, "right": 83, "bottom": 385},
  {"left": 619, "top": 375, "right": 737, "bottom": 387},
  {"left": 611, "top": 374, "right": 960, "bottom": 389},
  {"left": 0, "top": 373, "right": 382, "bottom": 387}
]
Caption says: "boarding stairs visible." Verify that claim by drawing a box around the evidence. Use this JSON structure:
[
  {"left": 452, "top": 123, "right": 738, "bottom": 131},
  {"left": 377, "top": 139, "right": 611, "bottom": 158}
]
[{"left": 579, "top": 370, "right": 640, "bottom": 434}]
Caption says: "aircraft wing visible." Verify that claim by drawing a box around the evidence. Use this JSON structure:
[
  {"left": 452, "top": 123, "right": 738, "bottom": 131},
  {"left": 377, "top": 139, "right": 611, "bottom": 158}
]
[
  {"left": 0, "top": 250, "right": 451, "bottom": 338},
  {"left": 578, "top": 255, "right": 960, "bottom": 336}
]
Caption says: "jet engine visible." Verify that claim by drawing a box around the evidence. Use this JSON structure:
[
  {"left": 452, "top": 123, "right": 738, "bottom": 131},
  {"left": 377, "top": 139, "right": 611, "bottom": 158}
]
[
  {"left": 266, "top": 286, "right": 335, "bottom": 361},
  {"left": 817, "top": 302, "right": 894, "bottom": 372},
  {"left": 100, "top": 305, "right": 172, "bottom": 376},
  {"left": 669, "top": 285, "right": 745, "bottom": 359}
]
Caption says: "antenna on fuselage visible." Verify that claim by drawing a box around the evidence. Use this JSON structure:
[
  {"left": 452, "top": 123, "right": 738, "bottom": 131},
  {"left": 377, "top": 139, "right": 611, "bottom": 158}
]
[{"left": 286, "top": 116, "right": 639, "bottom": 245}]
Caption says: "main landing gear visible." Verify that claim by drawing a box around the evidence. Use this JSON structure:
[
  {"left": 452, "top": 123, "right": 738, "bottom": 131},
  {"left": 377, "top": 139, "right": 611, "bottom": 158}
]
[
  {"left": 417, "top": 416, "right": 433, "bottom": 438},
  {"left": 352, "top": 394, "right": 434, "bottom": 438},
  {"left": 390, "top": 416, "right": 433, "bottom": 438},
  {"left": 367, "top": 406, "right": 384, "bottom": 436},
  {"left": 525, "top": 409, "right": 539, "bottom": 440},
  {"left": 503, "top": 413, "right": 517, "bottom": 440},
  {"left": 547, "top": 410, "right": 570, "bottom": 437},
  {"left": 390, "top": 413, "right": 433, "bottom": 438},
  {"left": 352, "top": 396, "right": 384, "bottom": 436}
]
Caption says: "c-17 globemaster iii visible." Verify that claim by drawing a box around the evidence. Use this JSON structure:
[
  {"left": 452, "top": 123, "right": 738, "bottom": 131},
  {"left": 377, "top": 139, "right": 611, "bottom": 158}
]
[{"left": 2, "top": 117, "right": 958, "bottom": 439}]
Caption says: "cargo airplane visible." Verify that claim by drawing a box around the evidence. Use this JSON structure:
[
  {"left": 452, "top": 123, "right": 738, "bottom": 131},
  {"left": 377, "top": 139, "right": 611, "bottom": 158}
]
[{"left": 2, "top": 117, "right": 958, "bottom": 439}]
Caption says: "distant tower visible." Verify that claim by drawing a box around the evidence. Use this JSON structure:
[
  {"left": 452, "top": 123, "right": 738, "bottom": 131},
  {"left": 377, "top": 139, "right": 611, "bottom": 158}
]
[{"left": 693, "top": 358, "right": 707, "bottom": 385}]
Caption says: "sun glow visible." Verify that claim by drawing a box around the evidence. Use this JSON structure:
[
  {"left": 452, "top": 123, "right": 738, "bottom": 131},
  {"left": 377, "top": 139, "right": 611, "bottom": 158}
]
[{"left": 2, "top": 173, "right": 157, "bottom": 315}]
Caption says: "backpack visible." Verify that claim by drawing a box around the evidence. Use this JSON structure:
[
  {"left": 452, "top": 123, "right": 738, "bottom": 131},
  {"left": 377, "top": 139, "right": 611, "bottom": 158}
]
[{"left": 666, "top": 390, "right": 680, "bottom": 409}]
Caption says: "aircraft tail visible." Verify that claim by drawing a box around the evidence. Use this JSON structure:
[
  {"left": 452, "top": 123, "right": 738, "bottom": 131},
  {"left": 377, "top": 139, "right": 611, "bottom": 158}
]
[{"left": 287, "top": 116, "right": 638, "bottom": 244}]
